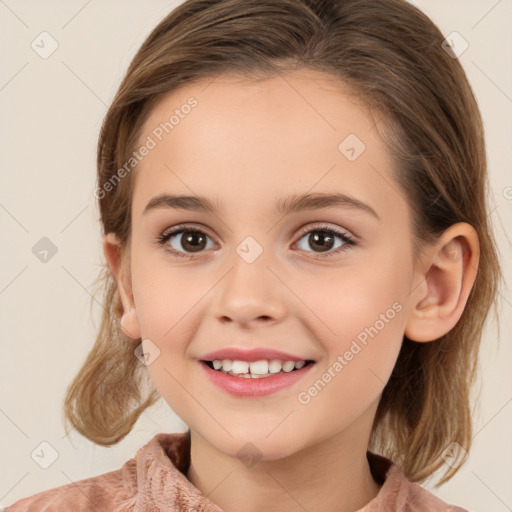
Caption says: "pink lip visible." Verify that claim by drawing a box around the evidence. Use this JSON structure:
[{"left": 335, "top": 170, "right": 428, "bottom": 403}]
[
  {"left": 200, "top": 347, "right": 312, "bottom": 363},
  {"left": 199, "top": 360, "right": 315, "bottom": 397}
]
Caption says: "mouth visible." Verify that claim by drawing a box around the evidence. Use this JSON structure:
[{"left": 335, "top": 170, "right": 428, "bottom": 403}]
[
  {"left": 201, "top": 359, "right": 315, "bottom": 378},
  {"left": 199, "top": 358, "right": 316, "bottom": 397}
]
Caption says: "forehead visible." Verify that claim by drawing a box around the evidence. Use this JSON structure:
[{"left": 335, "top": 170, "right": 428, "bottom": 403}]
[{"left": 131, "top": 70, "right": 408, "bottom": 225}]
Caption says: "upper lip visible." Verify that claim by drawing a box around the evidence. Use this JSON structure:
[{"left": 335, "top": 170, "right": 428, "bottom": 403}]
[{"left": 200, "top": 347, "right": 314, "bottom": 362}]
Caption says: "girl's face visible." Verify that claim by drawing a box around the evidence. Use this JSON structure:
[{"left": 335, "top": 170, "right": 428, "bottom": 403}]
[{"left": 117, "top": 69, "right": 422, "bottom": 459}]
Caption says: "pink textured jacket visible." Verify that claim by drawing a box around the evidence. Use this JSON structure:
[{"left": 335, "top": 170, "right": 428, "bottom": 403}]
[{"left": 5, "top": 432, "right": 469, "bottom": 511}]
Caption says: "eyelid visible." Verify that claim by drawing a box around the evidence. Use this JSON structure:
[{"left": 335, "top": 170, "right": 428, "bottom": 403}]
[
  {"left": 295, "top": 221, "right": 356, "bottom": 241},
  {"left": 160, "top": 222, "right": 217, "bottom": 239}
]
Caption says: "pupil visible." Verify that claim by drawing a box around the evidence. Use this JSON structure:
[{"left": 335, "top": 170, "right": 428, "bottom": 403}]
[
  {"left": 183, "top": 232, "right": 205, "bottom": 252},
  {"left": 310, "top": 231, "right": 334, "bottom": 252}
]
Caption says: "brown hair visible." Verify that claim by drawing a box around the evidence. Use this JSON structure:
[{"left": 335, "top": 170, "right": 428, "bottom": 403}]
[{"left": 63, "top": 0, "right": 502, "bottom": 485}]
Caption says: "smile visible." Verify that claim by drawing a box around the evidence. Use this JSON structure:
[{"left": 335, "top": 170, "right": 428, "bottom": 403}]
[
  {"left": 200, "top": 359, "right": 315, "bottom": 397},
  {"left": 204, "top": 358, "right": 312, "bottom": 377}
]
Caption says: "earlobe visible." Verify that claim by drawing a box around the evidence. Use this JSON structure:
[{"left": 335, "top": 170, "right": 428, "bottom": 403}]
[
  {"left": 103, "top": 232, "right": 141, "bottom": 340},
  {"left": 404, "top": 223, "right": 480, "bottom": 343},
  {"left": 119, "top": 305, "right": 141, "bottom": 340}
]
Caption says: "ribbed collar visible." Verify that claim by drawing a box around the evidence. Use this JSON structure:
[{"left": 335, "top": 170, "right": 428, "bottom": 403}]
[{"left": 122, "top": 431, "right": 430, "bottom": 512}]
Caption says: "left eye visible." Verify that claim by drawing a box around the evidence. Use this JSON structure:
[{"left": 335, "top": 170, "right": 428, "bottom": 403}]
[{"left": 294, "top": 225, "right": 356, "bottom": 258}]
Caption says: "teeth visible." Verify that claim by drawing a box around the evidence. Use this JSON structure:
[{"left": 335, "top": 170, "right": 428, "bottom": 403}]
[
  {"left": 268, "top": 360, "right": 282, "bottom": 374},
  {"left": 230, "top": 360, "right": 249, "bottom": 374},
  {"left": 249, "top": 360, "right": 269, "bottom": 375},
  {"left": 282, "top": 361, "right": 295, "bottom": 373},
  {"left": 209, "top": 358, "right": 308, "bottom": 377}
]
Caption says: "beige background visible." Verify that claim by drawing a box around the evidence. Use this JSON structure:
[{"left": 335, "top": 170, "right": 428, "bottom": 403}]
[{"left": 1, "top": 1, "right": 511, "bottom": 510}]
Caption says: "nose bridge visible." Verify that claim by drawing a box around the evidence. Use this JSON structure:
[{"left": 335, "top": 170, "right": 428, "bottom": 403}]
[{"left": 213, "top": 238, "right": 285, "bottom": 325}]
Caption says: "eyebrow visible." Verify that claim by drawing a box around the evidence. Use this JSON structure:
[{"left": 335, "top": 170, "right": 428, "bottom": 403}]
[{"left": 142, "top": 192, "right": 380, "bottom": 220}]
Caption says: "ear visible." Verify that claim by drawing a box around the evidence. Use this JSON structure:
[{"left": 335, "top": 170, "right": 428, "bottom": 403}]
[
  {"left": 103, "top": 232, "right": 141, "bottom": 340},
  {"left": 404, "top": 222, "right": 480, "bottom": 342}
]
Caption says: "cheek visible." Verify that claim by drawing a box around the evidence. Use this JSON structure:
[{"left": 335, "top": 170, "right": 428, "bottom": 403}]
[
  {"left": 295, "top": 280, "right": 406, "bottom": 428},
  {"left": 297, "top": 259, "right": 407, "bottom": 342},
  {"left": 296, "top": 260, "right": 407, "bottom": 388},
  {"left": 131, "top": 252, "right": 204, "bottom": 341},
  {"left": 130, "top": 259, "right": 210, "bottom": 400}
]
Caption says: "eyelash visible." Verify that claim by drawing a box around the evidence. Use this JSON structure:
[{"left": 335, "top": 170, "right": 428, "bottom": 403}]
[{"left": 155, "top": 223, "right": 357, "bottom": 260}]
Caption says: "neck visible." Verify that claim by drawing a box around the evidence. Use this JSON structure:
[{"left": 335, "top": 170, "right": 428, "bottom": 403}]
[{"left": 186, "top": 403, "right": 382, "bottom": 512}]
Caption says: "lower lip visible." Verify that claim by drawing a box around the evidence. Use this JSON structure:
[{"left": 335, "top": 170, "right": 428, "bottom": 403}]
[{"left": 199, "top": 361, "right": 315, "bottom": 397}]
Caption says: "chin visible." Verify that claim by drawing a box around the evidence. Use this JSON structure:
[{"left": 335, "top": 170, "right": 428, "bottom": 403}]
[{"left": 208, "top": 428, "right": 306, "bottom": 464}]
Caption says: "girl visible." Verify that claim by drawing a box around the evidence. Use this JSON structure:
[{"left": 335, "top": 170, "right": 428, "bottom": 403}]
[{"left": 6, "top": 0, "right": 502, "bottom": 510}]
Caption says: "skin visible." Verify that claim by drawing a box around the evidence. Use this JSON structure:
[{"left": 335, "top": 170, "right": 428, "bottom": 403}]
[{"left": 103, "top": 68, "right": 480, "bottom": 512}]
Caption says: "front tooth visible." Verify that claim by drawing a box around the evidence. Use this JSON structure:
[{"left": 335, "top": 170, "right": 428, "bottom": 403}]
[
  {"left": 282, "top": 361, "right": 295, "bottom": 372},
  {"left": 268, "top": 360, "right": 282, "bottom": 374},
  {"left": 249, "top": 360, "right": 269, "bottom": 375},
  {"left": 221, "top": 359, "right": 233, "bottom": 372},
  {"left": 231, "top": 360, "right": 249, "bottom": 374}
]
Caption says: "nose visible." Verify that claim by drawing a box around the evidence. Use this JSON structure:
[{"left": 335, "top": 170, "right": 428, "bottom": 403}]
[{"left": 213, "top": 251, "right": 286, "bottom": 328}]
